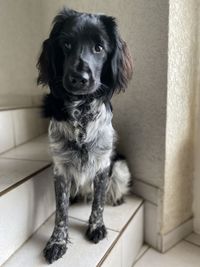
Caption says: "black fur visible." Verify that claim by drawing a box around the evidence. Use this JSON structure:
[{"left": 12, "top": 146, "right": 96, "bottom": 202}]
[{"left": 37, "top": 8, "right": 132, "bottom": 101}]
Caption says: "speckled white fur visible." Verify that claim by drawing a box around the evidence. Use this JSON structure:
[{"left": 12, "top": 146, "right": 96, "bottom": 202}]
[{"left": 48, "top": 99, "right": 130, "bottom": 204}]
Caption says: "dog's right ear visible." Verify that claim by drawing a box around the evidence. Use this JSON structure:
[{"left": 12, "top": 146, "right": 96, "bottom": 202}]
[
  {"left": 36, "top": 39, "right": 51, "bottom": 86},
  {"left": 36, "top": 8, "right": 77, "bottom": 87}
]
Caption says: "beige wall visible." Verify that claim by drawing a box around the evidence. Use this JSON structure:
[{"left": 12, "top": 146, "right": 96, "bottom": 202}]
[
  {"left": 0, "top": 0, "right": 45, "bottom": 107},
  {"left": 162, "top": 0, "right": 198, "bottom": 234}
]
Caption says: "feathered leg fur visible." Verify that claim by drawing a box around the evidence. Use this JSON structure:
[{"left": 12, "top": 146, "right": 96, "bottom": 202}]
[
  {"left": 86, "top": 168, "right": 108, "bottom": 243},
  {"left": 43, "top": 166, "right": 71, "bottom": 264}
]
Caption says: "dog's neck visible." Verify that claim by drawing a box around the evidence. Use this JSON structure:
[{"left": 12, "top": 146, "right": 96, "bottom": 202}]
[{"left": 42, "top": 93, "right": 111, "bottom": 123}]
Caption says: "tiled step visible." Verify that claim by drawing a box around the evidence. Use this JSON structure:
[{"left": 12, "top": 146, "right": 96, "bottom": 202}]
[
  {"left": 0, "top": 135, "right": 51, "bottom": 163},
  {"left": 0, "top": 133, "right": 144, "bottom": 266},
  {"left": 3, "top": 196, "right": 144, "bottom": 267},
  {"left": 0, "top": 135, "right": 50, "bottom": 195},
  {"left": 0, "top": 135, "right": 54, "bottom": 266},
  {"left": 0, "top": 167, "right": 55, "bottom": 266},
  {"left": 0, "top": 107, "right": 48, "bottom": 154}
]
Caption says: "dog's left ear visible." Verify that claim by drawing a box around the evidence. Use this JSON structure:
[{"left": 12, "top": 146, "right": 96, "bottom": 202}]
[
  {"left": 100, "top": 15, "right": 133, "bottom": 94},
  {"left": 112, "top": 36, "right": 133, "bottom": 92}
]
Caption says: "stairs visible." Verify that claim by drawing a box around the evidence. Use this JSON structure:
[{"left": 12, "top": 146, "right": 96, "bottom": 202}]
[{"left": 0, "top": 107, "right": 144, "bottom": 267}]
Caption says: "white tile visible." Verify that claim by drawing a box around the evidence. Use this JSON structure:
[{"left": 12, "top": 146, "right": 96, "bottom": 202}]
[
  {"left": 134, "top": 241, "right": 200, "bottom": 267},
  {"left": 133, "top": 179, "right": 159, "bottom": 205},
  {"left": 29, "top": 134, "right": 48, "bottom": 144},
  {"left": 134, "top": 244, "right": 149, "bottom": 264},
  {"left": 0, "top": 158, "right": 50, "bottom": 194},
  {"left": 3, "top": 216, "right": 118, "bottom": 267},
  {"left": 0, "top": 138, "right": 51, "bottom": 161},
  {"left": 0, "top": 167, "right": 55, "bottom": 266},
  {"left": 101, "top": 239, "right": 122, "bottom": 267},
  {"left": 144, "top": 202, "right": 158, "bottom": 249},
  {"left": 0, "top": 111, "right": 15, "bottom": 153},
  {"left": 69, "top": 195, "right": 143, "bottom": 232},
  {"left": 161, "top": 219, "right": 193, "bottom": 252},
  {"left": 38, "top": 117, "right": 49, "bottom": 135},
  {"left": 11, "top": 108, "right": 47, "bottom": 146},
  {"left": 122, "top": 206, "right": 144, "bottom": 267},
  {"left": 185, "top": 233, "right": 200, "bottom": 247}
]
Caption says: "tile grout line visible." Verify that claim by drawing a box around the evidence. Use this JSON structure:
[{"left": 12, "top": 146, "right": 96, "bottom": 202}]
[
  {"left": 132, "top": 246, "right": 151, "bottom": 266},
  {"left": 97, "top": 200, "right": 144, "bottom": 267},
  {"left": 133, "top": 178, "right": 161, "bottom": 190},
  {"left": 184, "top": 239, "right": 200, "bottom": 248},
  {"left": 1, "top": 210, "right": 56, "bottom": 267},
  {"left": 69, "top": 215, "right": 120, "bottom": 233},
  {"left": 0, "top": 164, "right": 51, "bottom": 197},
  {"left": 10, "top": 110, "right": 17, "bottom": 148},
  {"left": 2, "top": 199, "right": 143, "bottom": 266},
  {"left": 0, "top": 133, "right": 48, "bottom": 156},
  {"left": 0, "top": 156, "right": 51, "bottom": 163},
  {"left": 0, "top": 105, "right": 41, "bottom": 112},
  {"left": 137, "top": 198, "right": 158, "bottom": 207}
]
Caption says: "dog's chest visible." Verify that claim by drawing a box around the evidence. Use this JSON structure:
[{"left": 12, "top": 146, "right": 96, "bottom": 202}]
[{"left": 49, "top": 102, "right": 115, "bottom": 170}]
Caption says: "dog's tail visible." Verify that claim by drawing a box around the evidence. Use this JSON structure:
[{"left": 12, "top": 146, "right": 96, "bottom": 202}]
[{"left": 106, "top": 153, "right": 132, "bottom": 206}]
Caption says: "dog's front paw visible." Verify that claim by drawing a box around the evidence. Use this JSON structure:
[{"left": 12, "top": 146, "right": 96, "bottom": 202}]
[
  {"left": 86, "top": 224, "right": 107, "bottom": 243},
  {"left": 43, "top": 241, "right": 67, "bottom": 264}
]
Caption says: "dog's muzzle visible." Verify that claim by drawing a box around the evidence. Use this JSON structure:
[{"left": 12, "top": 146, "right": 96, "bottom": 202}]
[
  {"left": 68, "top": 71, "right": 90, "bottom": 89},
  {"left": 64, "top": 69, "right": 95, "bottom": 95}
]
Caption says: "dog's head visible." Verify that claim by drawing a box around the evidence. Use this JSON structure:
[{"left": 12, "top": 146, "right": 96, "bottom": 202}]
[{"left": 37, "top": 8, "right": 133, "bottom": 99}]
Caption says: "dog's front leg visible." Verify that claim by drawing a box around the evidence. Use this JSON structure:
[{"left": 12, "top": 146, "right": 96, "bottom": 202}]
[
  {"left": 43, "top": 166, "right": 71, "bottom": 264},
  {"left": 86, "top": 168, "right": 108, "bottom": 243}
]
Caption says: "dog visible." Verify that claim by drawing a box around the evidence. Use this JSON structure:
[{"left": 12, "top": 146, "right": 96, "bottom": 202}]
[{"left": 37, "top": 8, "right": 133, "bottom": 264}]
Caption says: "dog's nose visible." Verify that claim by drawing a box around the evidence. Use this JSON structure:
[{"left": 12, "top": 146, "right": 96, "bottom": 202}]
[{"left": 68, "top": 72, "right": 89, "bottom": 88}]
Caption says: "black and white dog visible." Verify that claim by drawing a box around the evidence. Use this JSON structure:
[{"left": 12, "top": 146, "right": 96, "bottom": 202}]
[{"left": 37, "top": 8, "right": 133, "bottom": 264}]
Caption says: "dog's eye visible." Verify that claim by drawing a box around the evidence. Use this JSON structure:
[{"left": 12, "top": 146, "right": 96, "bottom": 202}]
[
  {"left": 94, "top": 44, "right": 103, "bottom": 53},
  {"left": 64, "top": 42, "right": 72, "bottom": 50}
]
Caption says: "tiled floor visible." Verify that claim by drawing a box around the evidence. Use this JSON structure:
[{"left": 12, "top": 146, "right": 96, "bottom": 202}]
[
  {"left": 134, "top": 234, "right": 200, "bottom": 267},
  {"left": 185, "top": 233, "right": 200, "bottom": 247}
]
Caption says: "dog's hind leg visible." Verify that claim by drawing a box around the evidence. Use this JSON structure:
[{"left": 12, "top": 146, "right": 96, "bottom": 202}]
[
  {"left": 43, "top": 165, "right": 71, "bottom": 264},
  {"left": 86, "top": 168, "right": 108, "bottom": 243},
  {"left": 106, "top": 155, "right": 131, "bottom": 206}
]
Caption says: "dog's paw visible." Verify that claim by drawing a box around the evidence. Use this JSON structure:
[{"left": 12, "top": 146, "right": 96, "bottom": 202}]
[
  {"left": 86, "top": 224, "right": 107, "bottom": 243},
  {"left": 43, "top": 242, "right": 67, "bottom": 264},
  {"left": 112, "top": 197, "right": 124, "bottom": 206}
]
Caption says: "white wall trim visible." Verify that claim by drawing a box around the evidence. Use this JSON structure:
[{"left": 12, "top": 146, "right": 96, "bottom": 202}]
[
  {"left": 143, "top": 200, "right": 193, "bottom": 252},
  {"left": 158, "top": 219, "right": 193, "bottom": 252},
  {"left": 132, "top": 179, "right": 160, "bottom": 205}
]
